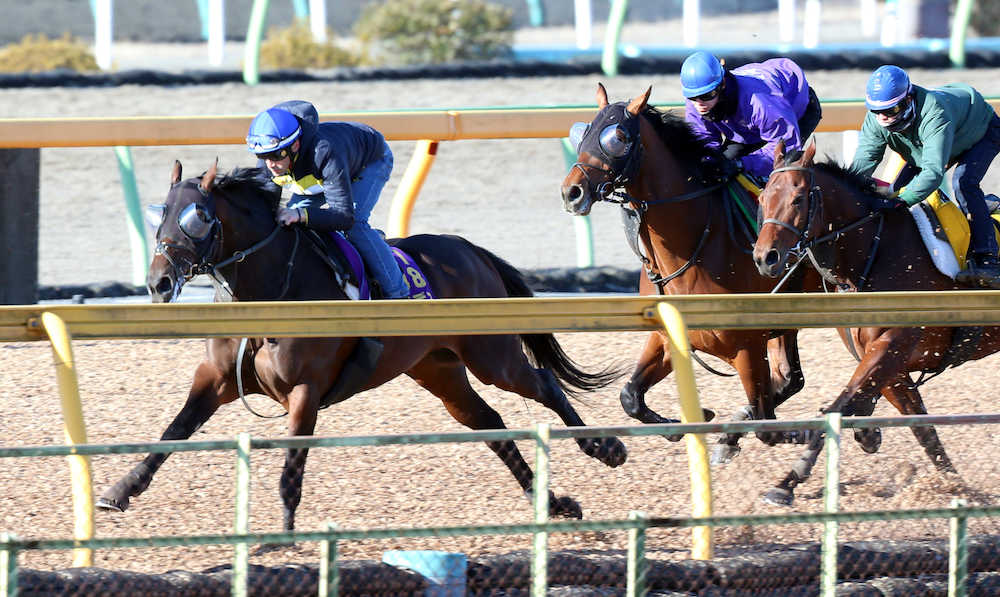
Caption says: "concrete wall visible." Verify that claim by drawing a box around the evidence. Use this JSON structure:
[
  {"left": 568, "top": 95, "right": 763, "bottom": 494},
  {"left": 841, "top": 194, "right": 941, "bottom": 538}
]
[{"left": 4, "top": 0, "right": 778, "bottom": 44}]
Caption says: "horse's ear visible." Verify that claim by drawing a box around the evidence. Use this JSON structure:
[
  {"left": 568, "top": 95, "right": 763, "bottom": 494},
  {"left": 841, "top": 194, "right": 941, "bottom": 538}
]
[
  {"left": 596, "top": 82, "right": 609, "bottom": 108},
  {"left": 171, "top": 160, "right": 182, "bottom": 185},
  {"left": 802, "top": 138, "right": 817, "bottom": 166},
  {"left": 201, "top": 159, "right": 218, "bottom": 194},
  {"left": 773, "top": 140, "right": 786, "bottom": 167},
  {"left": 626, "top": 86, "right": 652, "bottom": 116}
]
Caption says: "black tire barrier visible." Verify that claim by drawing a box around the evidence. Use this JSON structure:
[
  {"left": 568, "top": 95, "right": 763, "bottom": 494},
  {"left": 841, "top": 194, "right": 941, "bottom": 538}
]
[
  {"left": 14, "top": 537, "right": 1000, "bottom": 596},
  {"left": 5, "top": 47, "right": 1000, "bottom": 89}
]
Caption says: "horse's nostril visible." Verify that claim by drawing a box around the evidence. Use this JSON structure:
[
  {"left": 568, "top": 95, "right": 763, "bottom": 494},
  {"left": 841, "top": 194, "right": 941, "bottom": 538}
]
[
  {"left": 154, "top": 277, "right": 173, "bottom": 294},
  {"left": 563, "top": 184, "right": 583, "bottom": 202},
  {"left": 765, "top": 249, "right": 780, "bottom": 267}
]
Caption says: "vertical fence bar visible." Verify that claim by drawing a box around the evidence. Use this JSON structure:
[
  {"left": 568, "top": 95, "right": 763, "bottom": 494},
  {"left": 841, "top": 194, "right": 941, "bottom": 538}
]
[
  {"left": 1, "top": 533, "right": 16, "bottom": 597},
  {"left": 112, "top": 146, "right": 149, "bottom": 286},
  {"left": 560, "top": 138, "right": 595, "bottom": 267},
  {"left": 682, "top": 0, "right": 699, "bottom": 48},
  {"left": 319, "top": 522, "right": 339, "bottom": 597},
  {"left": 207, "top": 0, "right": 226, "bottom": 66},
  {"left": 387, "top": 140, "right": 438, "bottom": 239},
  {"left": 626, "top": 511, "right": 647, "bottom": 597},
  {"left": 601, "top": 0, "right": 629, "bottom": 76},
  {"left": 654, "top": 302, "right": 713, "bottom": 559},
  {"left": 232, "top": 432, "right": 251, "bottom": 597},
  {"left": 949, "top": 0, "right": 974, "bottom": 68},
  {"left": 243, "top": 0, "right": 270, "bottom": 85},
  {"left": 531, "top": 422, "right": 550, "bottom": 597},
  {"left": 949, "top": 498, "right": 969, "bottom": 597},
  {"left": 40, "top": 312, "right": 95, "bottom": 568},
  {"left": 820, "top": 412, "right": 842, "bottom": 596},
  {"left": 308, "top": 0, "right": 327, "bottom": 42},
  {"left": 92, "top": 0, "right": 113, "bottom": 71}
]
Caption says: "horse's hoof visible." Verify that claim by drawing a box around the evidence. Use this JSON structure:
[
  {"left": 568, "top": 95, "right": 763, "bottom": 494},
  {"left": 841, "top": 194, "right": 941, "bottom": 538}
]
[
  {"left": 710, "top": 443, "right": 740, "bottom": 465},
  {"left": 762, "top": 488, "right": 794, "bottom": 507},
  {"left": 855, "top": 428, "right": 882, "bottom": 454},
  {"left": 552, "top": 496, "right": 583, "bottom": 519},
  {"left": 96, "top": 496, "right": 128, "bottom": 512},
  {"left": 579, "top": 437, "right": 628, "bottom": 467},
  {"left": 702, "top": 408, "right": 716, "bottom": 422}
]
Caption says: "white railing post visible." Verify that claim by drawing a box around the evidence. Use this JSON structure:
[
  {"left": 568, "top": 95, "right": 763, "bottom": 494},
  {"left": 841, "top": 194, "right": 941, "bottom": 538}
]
[
  {"left": 93, "top": 0, "right": 113, "bottom": 71},
  {"left": 309, "top": 0, "right": 328, "bottom": 43},
  {"left": 573, "top": 0, "right": 592, "bottom": 49},
  {"left": 779, "top": 0, "right": 796, "bottom": 43},
  {"left": 207, "top": 0, "right": 225, "bottom": 67},
  {"left": 803, "top": 0, "right": 822, "bottom": 49},
  {"left": 682, "top": 0, "right": 700, "bottom": 48}
]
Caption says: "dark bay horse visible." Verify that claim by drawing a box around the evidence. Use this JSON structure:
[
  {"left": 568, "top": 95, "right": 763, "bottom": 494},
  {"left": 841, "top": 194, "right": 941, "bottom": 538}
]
[
  {"left": 97, "top": 160, "right": 628, "bottom": 529},
  {"left": 559, "top": 84, "right": 821, "bottom": 463},
  {"left": 752, "top": 140, "right": 976, "bottom": 504}
]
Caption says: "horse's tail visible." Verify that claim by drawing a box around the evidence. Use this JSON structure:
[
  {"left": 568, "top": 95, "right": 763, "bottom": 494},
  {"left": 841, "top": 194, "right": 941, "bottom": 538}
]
[{"left": 463, "top": 238, "right": 626, "bottom": 396}]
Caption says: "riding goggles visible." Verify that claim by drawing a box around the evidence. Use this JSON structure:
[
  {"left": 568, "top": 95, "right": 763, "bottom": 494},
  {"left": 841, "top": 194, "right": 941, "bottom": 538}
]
[
  {"left": 689, "top": 86, "right": 721, "bottom": 103},
  {"left": 255, "top": 147, "right": 291, "bottom": 161},
  {"left": 178, "top": 203, "right": 217, "bottom": 241},
  {"left": 871, "top": 102, "right": 905, "bottom": 117}
]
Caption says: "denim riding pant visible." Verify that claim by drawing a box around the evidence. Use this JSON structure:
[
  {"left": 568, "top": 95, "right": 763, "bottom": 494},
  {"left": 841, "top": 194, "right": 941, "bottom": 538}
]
[
  {"left": 288, "top": 141, "right": 408, "bottom": 298},
  {"left": 893, "top": 114, "right": 1000, "bottom": 258}
]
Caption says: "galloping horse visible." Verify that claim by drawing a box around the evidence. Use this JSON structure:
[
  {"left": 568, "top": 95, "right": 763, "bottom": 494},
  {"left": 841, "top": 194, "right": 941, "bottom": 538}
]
[
  {"left": 559, "top": 84, "right": 820, "bottom": 463},
  {"left": 752, "top": 140, "right": 974, "bottom": 505},
  {"left": 97, "top": 160, "right": 628, "bottom": 529}
]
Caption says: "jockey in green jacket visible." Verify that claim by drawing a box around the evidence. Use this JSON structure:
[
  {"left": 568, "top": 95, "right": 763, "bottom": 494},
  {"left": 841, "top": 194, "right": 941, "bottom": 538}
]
[{"left": 849, "top": 65, "right": 1000, "bottom": 289}]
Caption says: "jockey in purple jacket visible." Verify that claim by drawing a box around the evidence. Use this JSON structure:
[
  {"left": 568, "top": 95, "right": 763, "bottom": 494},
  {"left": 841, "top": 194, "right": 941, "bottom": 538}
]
[{"left": 680, "top": 51, "right": 823, "bottom": 180}]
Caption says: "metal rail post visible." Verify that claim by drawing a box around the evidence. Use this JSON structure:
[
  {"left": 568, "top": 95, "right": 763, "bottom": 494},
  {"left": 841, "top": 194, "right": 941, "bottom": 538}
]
[
  {"left": 319, "top": 522, "right": 339, "bottom": 597},
  {"left": 820, "top": 412, "right": 842, "bottom": 595},
  {"left": 243, "top": 0, "right": 270, "bottom": 85},
  {"left": 39, "top": 313, "right": 94, "bottom": 568},
  {"left": 1, "top": 533, "right": 17, "bottom": 597},
  {"left": 654, "top": 302, "right": 713, "bottom": 559},
  {"left": 949, "top": 498, "right": 969, "bottom": 597},
  {"left": 531, "top": 422, "right": 550, "bottom": 597},
  {"left": 387, "top": 140, "right": 438, "bottom": 238},
  {"left": 113, "top": 146, "right": 149, "bottom": 286},
  {"left": 626, "top": 511, "right": 647, "bottom": 597},
  {"left": 232, "top": 432, "right": 251, "bottom": 597},
  {"left": 560, "top": 138, "right": 595, "bottom": 267},
  {"left": 601, "top": 0, "right": 629, "bottom": 76}
]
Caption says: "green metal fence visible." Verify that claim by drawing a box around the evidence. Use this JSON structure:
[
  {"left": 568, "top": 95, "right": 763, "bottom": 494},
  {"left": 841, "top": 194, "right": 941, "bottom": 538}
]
[{"left": 3, "top": 413, "right": 1000, "bottom": 597}]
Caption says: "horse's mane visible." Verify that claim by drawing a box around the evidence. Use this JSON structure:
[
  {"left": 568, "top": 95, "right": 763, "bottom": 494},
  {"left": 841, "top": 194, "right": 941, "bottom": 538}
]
[
  {"left": 639, "top": 106, "right": 727, "bottom": 182},
  {"left": 207, "top": 166, "right": 282, "bottom": 213},
  {"left": 808, "top": 159, "right": 887, "bottom": 209}
]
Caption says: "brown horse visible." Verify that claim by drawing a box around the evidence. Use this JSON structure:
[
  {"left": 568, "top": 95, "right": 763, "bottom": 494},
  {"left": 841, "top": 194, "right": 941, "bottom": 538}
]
[
  {"left": 559, "top": 84, "right": 821, "bottom": 464},
  {"left": 97, "top": 160, "right": 628, "bottom": 529},
  {"left": 752, "top": 140, "right": 969, "bottom": 505}
]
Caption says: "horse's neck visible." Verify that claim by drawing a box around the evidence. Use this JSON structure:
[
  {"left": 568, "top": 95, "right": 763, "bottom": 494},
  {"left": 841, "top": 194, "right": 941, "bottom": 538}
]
[{"left": 817, "top": 177, "right": 886, "bottom": 285}]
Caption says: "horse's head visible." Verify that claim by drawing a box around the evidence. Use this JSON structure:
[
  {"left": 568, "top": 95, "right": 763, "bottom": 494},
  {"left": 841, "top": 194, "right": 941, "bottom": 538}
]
[
  {"left": 146, "top": 160, "right": 222, "bottom": 302},
  {"left": 559, "top": 83, "right": 651, "bottom": 216},
  {"left": 752, "top": 140, "right": 821, "bottom": 278}
]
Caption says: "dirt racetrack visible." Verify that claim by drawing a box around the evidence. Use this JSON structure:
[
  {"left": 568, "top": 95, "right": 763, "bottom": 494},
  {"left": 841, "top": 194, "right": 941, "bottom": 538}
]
[{"left": 2, "top": 43, "right": 1000, "bottom": 577}]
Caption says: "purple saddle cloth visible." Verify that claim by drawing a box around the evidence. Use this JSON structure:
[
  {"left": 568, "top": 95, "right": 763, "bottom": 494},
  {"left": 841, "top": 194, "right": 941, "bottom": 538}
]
[{"left": 329, "top": 233, "right": 435, "bottom": 300}]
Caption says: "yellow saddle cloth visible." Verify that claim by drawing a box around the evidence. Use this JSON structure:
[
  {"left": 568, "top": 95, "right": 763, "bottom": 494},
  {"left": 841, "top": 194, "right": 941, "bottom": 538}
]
[{"left": 908, "top": 189, "right": 1000, "bottom": 277}]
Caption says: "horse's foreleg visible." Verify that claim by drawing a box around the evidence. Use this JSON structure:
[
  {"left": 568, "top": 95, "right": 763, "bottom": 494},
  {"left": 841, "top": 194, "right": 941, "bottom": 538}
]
[
  {"left": 98, "top": 360, "right": 229, "bottom": 512},
  {"left": 409, "top": 354, "right": 582, "bottom": 519},
  {"left": 763, "top": 429, "right": 825, "bottom": 507},
  {"left": 280, "top": 385, "right": 319, "bottom": 532},
  {"left": 880, "top": 379, "right": 956, "bottom": 474},
  {"left": 620, "top": 332, "right": 682, "bottom": 427},
  {"left": 767, "top": 330, "right": 806, "bottom": 407},
  {"left": 711, "top": 343, "right": 774, "bottom": 465}
]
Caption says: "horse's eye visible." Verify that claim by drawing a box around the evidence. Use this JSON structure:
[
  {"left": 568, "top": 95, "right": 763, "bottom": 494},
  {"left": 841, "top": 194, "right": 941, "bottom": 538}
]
[
  {"left": 178, "top": 203, "right": 215, "bottom": 241},
  {"left": 598, "top": 124, "right": 631, "bottom": 158},
  {"left": 569, "top": 122, "right": 590, "bottom": 152}
]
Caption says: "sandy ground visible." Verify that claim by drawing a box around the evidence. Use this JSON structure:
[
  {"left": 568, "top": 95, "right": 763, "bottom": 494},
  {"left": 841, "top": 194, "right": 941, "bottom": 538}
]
[{"left": 2, "top": 13, "right": 1000, "bottom": 582}]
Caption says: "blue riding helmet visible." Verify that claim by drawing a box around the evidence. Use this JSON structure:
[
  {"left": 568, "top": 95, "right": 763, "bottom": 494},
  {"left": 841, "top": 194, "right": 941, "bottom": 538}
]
[
  {"left": 865, "top": 65, "right": 915, "bottom": 132},
  {"left": 246, "top": 108, "right": 302, "bottom": 155},
  {"left": 680, "top": 51, "right": 724, "bottom": 99}
]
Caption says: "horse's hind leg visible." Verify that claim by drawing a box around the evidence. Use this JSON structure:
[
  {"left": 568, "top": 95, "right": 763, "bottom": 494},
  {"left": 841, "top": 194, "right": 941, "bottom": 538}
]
[
  {"left": 879, "top": 379, "right": 957, "bottom": 474},
  {"left": 408, "top": 351, "right": 582, "bottom": 519},
  {"left": 460, "top": 336, "right": 627, "bottom": 468},
  {"left": 98, "top": 358, "right": 230, "bottom": 512}
]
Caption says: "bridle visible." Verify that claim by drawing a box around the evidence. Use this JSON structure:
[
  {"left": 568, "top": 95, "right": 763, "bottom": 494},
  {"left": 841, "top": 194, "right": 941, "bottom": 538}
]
[
  {"left": 762, "top": 164, "right": 884, "bottom": 293},
  {"left": 154, "top": 183, "right": 293, "bottom": 300},
  {"left": 570, "top": 115, "right": 728, "bottom": 288}
]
